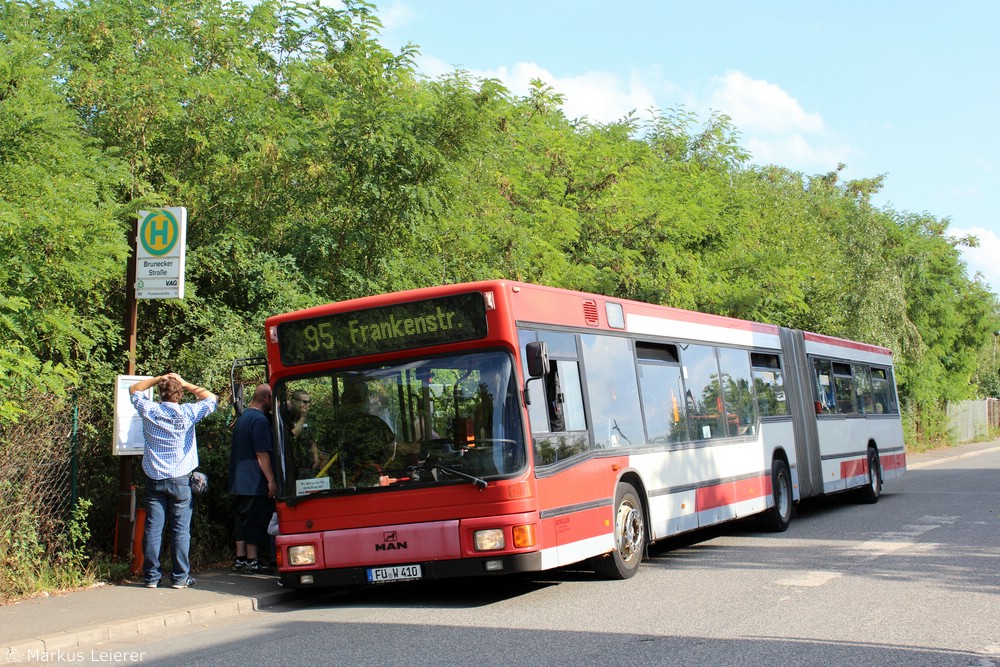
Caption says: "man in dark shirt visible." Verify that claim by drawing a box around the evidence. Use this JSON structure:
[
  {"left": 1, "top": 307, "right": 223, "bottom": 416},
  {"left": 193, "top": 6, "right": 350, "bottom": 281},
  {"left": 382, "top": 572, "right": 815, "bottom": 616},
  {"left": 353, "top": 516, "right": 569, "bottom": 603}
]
[{"left": 229, "top": 384, "right": 276, "bottom": 572}]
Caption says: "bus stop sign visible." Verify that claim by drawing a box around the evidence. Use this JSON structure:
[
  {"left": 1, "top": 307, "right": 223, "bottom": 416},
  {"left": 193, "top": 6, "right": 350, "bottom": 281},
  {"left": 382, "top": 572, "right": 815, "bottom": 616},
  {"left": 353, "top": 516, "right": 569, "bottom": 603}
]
[{"left": 135, "top": 207, "right": 186, "bottom": 300}]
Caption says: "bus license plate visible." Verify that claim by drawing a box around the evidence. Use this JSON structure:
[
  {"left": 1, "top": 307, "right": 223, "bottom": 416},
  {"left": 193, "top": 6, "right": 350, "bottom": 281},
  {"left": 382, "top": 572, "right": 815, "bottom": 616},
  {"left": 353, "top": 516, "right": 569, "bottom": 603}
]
[{"left": 367, "top": 564, "right": 422, "bottom": 583}]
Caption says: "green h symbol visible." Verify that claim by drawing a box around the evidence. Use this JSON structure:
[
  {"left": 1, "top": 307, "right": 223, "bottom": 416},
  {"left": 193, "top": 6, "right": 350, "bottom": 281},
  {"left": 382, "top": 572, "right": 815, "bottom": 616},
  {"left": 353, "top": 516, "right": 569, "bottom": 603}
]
[
  {"left": 149, "top": 216, "right": 170, "bottom": 248},
  {"left": 140, "top": 210, "right": 178, "bottom": 256}
]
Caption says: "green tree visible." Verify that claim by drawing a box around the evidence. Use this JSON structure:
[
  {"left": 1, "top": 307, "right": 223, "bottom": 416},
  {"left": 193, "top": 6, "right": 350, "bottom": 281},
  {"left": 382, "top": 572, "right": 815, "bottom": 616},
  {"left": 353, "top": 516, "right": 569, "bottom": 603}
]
[{"left": 0, "top": 0, "right": 127, "bottom": 422}]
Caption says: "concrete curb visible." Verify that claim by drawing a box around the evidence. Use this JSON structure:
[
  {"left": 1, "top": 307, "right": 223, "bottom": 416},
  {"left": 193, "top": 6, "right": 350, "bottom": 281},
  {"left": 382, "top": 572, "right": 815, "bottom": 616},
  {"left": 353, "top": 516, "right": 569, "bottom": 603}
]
[{"left": 1, "top": 588, "right": 297, "bottom": 663}]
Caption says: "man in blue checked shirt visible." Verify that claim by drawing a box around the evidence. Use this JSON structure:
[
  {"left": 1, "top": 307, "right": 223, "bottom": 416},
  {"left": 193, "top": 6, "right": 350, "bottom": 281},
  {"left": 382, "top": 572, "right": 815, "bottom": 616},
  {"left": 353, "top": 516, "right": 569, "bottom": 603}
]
[{"left": 130, "top": 372, "right": 217, "bottom": 589}]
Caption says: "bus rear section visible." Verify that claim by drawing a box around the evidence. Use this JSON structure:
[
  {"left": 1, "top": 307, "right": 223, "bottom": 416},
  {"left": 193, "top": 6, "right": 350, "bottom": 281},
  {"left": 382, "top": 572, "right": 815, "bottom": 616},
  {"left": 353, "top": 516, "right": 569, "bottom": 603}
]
[{"left": 780, "top": 327, "right": 907, "bottom": 504}]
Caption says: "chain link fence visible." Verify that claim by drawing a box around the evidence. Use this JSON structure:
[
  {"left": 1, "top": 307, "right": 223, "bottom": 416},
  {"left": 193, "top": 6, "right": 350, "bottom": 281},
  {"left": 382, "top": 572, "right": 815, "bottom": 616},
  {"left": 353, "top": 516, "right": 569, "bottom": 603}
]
[
  {"left": 947, "top": 398, "right": 1000, "bottom": 443},
  {"left": 0, "top": 394, "right": 77, "bottom": 587}
]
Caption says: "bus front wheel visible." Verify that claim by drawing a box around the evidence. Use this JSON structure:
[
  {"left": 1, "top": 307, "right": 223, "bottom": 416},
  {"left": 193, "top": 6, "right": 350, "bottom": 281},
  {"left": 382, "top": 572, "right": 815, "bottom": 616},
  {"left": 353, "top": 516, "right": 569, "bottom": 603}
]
[{"left": 593, "top": 482, "right": 645, "bottom": 580}]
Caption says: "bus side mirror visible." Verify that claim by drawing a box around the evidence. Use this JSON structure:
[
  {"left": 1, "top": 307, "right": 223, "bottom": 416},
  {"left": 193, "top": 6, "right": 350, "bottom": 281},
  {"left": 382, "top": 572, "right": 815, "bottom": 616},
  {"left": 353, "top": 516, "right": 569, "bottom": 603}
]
[
  {"left": 523, "top": 341, "right": 550, "bottom": 407},
  {"left": 231, "top": 356, "right": 268, "bottom": 417},
  {"left": 233, "top": 383, "right": 245, "bottom": 417},
  {"left": 526, "top": 341, "right": 550, "bottom": 378}
]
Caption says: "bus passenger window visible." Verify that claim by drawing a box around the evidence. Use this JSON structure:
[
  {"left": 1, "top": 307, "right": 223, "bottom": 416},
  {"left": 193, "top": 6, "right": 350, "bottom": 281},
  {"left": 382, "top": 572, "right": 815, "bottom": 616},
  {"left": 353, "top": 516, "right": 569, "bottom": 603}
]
[
  {"left": 832, "top": 362, "right": 856, "bottom": 414},
  {"left": 552, "top": 361, "right": 586, "bottom": 431},
  {"left": 751, "top": 353, "right": 788, "bottom": 417},
  {"left": 581, "top": 334, "right": 644, "bottom": 448},
  {"left": 520, "top": 330, "right": 585, "bottom": 435},
  {"left": 813, "top": 359, "right": 835, "bottom": 414},
  {"left": 519, "top": 329, "right": 589, "bottom": 466},
  {"left": 544, "top": 363, "right": 564, "bottom": 432},
  {"left": 637, "top": 342, "right": 688, "bottom": 444},
  {"left": 871, "top": 367, "right": 897, "bottom": 414},
  {"left": 717, "top": 347, "right": 756, "bottom": 436},
  {"left": 680, "top": 344, "right": 729, "bottom": 440},
  {"left": 853, "top": 365, "right": 875, "bottom": 414},
  {"left": 520, "top": 330, "right": 550, "bottom": 433}
]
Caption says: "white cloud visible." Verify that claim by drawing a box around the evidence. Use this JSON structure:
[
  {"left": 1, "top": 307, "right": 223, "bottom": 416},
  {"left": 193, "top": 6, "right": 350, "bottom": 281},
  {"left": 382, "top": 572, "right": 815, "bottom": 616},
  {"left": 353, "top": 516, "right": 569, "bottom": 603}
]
[
  {"left": 707, "top": 71, "right": 853, "bottom": 171},
  {"left": 709, "top": 71, "right": 823, "bottom": 133},
  {"left": 399, "top": 23, "right": 851, "bottom": 169},
  {"left": 950, "top": 226, "right": 1000, "bottom": 296},
  {"left": 375, "top": 2, "right": 415, "bottom": 34},
  {"left": 412, "top": 53, "right": 454, "bottom": 80},
  {"left": 485, "top": 63, "right": 658, "bottom": 123},
  {"left": 418, "top": 62, "right": 852, "bottom": 169},
  {"left": 409, "top": 54, "right": 660, "bottom": 125}
]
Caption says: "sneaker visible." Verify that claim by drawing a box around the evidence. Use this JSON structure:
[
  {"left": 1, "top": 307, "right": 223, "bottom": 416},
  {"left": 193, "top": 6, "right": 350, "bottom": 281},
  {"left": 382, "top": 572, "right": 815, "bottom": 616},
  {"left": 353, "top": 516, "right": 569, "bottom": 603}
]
[
  {"left": 171, "top": 577, "right": 196, "bottom": 589},
  {"left": 244, "top": 559, "right": 261, "bottom": 573},
  {"left": 145, "top": 581, "right": 159, "bottom": 589},
  {"left": 232, "top": 558, "right": 247, "bottom": 571}
]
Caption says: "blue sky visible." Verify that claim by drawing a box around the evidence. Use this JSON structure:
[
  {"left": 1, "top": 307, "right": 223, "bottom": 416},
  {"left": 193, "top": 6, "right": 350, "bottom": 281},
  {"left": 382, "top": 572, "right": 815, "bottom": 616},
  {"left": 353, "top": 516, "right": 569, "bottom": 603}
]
[{"left": 367, "top": 0, "right": 999, "bottom": 296}]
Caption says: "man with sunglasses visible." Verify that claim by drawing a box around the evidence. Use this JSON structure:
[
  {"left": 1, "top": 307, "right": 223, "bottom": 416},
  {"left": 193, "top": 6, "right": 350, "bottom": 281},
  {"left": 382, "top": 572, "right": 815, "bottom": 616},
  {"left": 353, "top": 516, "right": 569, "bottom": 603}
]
[{"left": 285, "top": 389, "right": 321, "bottom": 479}]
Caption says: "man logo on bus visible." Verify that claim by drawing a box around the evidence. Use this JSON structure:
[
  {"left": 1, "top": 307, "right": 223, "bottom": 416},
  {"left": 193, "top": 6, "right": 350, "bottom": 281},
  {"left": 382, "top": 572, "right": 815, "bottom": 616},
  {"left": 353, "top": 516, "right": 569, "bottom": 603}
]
[
  {"left": 376, "top": 531, "right": 407, "bottom": 551},
  {"left": 139, "top": 210, "right": 179, "bottom": 256}
]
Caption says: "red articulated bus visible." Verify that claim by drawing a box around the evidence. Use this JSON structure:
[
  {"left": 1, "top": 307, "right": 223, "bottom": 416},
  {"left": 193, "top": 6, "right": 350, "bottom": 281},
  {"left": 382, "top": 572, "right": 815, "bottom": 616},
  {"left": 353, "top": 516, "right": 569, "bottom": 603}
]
[{"left": 263, "top": 280, "right": 906, "bottom": 588}]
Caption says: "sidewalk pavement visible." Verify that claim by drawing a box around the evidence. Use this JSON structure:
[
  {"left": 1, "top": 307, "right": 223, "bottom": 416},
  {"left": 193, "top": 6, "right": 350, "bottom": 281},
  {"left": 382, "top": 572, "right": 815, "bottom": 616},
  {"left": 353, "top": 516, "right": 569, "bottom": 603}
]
[
  {"left": 0, "top": 568, "right": 296, "bottom": 662},
  {"left": 2, "top": 439, "right": 999, "bottom": 662}
]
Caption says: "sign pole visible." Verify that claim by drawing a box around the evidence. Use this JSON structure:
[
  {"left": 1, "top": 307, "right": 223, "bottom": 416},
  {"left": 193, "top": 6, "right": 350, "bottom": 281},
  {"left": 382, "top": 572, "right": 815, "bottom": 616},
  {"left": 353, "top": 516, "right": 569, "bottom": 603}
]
[
  {"left": 125, "top": 214, "right": 139, "bottom": 374},
  {"left": 116, "top": 216, "right": 139, "bottom": 561}
]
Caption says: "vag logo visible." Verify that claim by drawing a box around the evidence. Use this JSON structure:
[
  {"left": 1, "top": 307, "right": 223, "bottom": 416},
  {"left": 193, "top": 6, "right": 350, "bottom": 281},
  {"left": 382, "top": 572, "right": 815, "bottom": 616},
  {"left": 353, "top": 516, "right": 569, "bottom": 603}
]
[{"left": 375, "top": 531, "right": 407, "bottom": 551}]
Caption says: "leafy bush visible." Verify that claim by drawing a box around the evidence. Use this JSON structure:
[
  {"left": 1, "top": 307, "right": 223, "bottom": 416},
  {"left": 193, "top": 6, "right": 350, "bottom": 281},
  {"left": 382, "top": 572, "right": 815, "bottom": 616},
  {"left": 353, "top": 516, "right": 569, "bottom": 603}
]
[{"left": 0, "top": 500, "right": 97, "bottom": 603}]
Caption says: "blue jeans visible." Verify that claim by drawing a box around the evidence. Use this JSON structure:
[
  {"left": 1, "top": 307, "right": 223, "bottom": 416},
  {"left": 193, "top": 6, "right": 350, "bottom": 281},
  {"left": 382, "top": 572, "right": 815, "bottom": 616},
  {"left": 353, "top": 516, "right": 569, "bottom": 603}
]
[{"left": 143, "top": 476, "right": 193, "bottom": 585}]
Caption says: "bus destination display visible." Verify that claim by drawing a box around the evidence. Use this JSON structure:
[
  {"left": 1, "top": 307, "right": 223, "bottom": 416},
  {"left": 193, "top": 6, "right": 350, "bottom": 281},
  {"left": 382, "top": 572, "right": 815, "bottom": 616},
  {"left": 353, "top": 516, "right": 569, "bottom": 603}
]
[{"left": 278, "top": 292, "right": 489, "bottom": 366}]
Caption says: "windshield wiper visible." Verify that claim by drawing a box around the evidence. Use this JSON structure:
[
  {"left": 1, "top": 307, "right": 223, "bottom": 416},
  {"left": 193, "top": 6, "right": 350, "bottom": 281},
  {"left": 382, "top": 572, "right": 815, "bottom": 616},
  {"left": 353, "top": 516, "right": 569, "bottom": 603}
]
[
  {"left": 430, "top": 463, "right": 488, "bottom": 489},
  {"left": 284, "top": 486, "right": 358, "bottom": 507}
]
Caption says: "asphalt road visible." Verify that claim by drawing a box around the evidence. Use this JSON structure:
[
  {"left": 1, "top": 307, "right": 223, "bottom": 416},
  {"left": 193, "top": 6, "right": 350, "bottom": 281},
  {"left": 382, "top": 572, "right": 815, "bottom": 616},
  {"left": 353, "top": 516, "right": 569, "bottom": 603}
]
[{"left": 78, "top": 447, "right": 1000, "bottom": 667}]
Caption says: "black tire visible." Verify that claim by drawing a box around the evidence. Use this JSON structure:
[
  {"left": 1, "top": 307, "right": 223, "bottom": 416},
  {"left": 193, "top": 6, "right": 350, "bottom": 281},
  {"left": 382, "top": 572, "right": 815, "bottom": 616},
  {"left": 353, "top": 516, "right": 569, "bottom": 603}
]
[
  {"left": 593, "top": 482, "right": 645, "bottom": 579},
  {"left": 856, "top": 448, "right": 882, "bottom": 504},
  {"left": 758, "top": 458, "right": 792, "bottom": 532}
]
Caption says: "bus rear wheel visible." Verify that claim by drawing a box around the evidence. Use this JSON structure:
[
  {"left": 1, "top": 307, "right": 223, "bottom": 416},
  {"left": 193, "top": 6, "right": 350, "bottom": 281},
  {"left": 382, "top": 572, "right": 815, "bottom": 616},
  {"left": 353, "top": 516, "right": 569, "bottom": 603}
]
[
  {"left": 758, "top": 458, "right": 792, "bottom": 532},
  {"left": 593, "top": 482, "right": 645, "bottom": 579},
  {"left": 856, "top": 448, "right": 882, "bottom": 504}
]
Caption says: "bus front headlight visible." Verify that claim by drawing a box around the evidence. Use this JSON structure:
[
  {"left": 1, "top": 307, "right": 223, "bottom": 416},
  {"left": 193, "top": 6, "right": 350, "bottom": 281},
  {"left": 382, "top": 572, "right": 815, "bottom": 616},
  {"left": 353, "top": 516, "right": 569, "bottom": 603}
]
[
  {"left": 474, "top": 529, "right": 505, "bottom": 551},
  {"left": 288, "top": 545, "right": 316, "bottom": 566}
]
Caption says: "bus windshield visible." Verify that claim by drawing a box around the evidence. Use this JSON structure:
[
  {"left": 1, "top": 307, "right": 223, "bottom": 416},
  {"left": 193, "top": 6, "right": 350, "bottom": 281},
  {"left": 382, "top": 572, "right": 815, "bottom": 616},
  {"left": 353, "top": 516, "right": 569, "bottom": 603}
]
[{"left": 275, "top": 350, "right": 525, "bottom": 497}]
